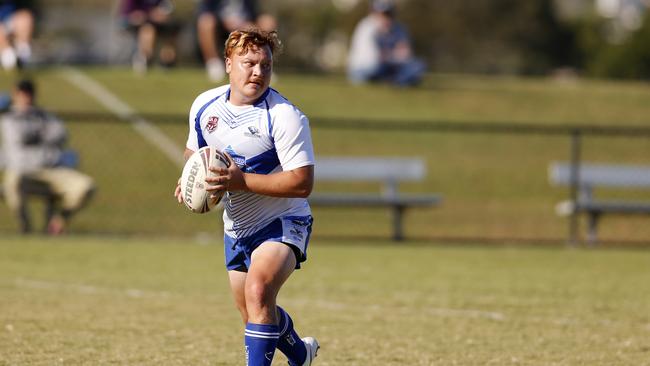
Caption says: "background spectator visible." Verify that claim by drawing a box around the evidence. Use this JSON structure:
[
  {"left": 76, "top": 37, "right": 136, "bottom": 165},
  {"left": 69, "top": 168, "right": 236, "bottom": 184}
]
[
  {"left": 1, "top": 79, "right": 95, "bottom": 235},
  {"left": 0, "top": 90, "right": 10, "bottom": 111},
  {"left": 347, "top": 0, "right": 425, "bottom": 87},
  {"left": 0, "top": 0, "right": 35, "bottom": 70},
  {"left": 196, "top": 0, "right": 276, "bottom": 81},
  {"left": 118, "top": 0, "right": 180, "bottom": 73}
]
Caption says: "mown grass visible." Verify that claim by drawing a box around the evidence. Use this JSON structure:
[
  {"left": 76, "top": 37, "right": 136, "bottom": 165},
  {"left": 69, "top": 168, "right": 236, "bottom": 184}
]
[
  {"left": 2, "top": 68, "right": 650, "bottom": 241},
  {"left": 1, "top": 237, "right": 649, "bottom": 365}
]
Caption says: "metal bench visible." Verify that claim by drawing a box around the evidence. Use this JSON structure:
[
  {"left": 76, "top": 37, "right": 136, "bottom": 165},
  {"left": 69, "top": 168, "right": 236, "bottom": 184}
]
[
  {"left": 549, "top": 162, "right": 650, "bottom": 244},
  {"left": 0, "top": 151, "right": 59, "bottom": 233},
  {"left": 309, "top": 157, "right": 442, "bottom": 241}
]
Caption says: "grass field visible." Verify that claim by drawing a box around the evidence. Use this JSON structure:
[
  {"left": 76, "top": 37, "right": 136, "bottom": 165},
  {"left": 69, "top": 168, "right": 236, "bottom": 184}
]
[
  {"left": 1, "top": 237, "right": 649, "bottom": 365},
  {"left": 2, "top": 68, "right": 650, "bottom": 363}
]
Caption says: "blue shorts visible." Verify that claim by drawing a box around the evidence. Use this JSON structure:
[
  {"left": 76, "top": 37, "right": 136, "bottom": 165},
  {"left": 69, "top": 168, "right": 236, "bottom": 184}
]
[{"left": 224, "top": 215, "right": 313, "bottom": 272}]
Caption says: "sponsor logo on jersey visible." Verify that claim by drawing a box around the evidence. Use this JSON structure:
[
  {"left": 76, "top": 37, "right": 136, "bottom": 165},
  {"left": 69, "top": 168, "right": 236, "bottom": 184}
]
[
  {"left": 206, "top": 116, "right": 219, "bottom": 133},
  {"left": 244, "top": 126, "right": 261, "bottom": 138},
  {"left": 224, "top": 147, "right": 256, "bottom": 173}
]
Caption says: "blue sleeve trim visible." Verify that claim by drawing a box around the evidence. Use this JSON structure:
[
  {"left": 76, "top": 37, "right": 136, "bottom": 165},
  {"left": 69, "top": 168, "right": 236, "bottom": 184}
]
[
  {"left": 265, "top": 100, "right": 273, "bottom": 143},
  {"left": 194, "top": 91, "right": 226, "bottom": 148}
]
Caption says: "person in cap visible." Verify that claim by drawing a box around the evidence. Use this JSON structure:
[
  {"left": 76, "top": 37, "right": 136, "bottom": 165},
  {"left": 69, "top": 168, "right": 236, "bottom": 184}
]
[
  {"left": 347, "top": 0, "right": 425, "bottom": 86},
  {"left": 1, "top": 79, "right": 95, "bottom": 234}
]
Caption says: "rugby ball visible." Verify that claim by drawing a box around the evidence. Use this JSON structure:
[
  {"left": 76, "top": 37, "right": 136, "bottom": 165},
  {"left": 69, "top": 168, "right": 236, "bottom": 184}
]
[{"left": 180, "top": 146, "right": 230, "bottom": 213}]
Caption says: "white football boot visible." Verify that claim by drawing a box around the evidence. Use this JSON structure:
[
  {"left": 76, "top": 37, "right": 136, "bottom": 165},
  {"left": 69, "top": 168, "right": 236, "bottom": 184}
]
[{"left": 301, "top": 337, "right": 319, "bottom": 366}]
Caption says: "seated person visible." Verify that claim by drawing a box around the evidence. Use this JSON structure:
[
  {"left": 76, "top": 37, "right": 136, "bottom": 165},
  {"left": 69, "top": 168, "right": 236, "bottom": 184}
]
[
  {"left": 196, "top": 0, "right": 276, "bottom": 81},
  {"left": 1, "top": 79, "right": 95, "bottom": 235},
  {"left": 347, "top": 0, "right": 425, "bottom": 87},
  {"left": 118, "top": 0, "right": 180, "bottom": 73},
  {"left": 0, "top": 0, "right": 35, "bottom": 70}
]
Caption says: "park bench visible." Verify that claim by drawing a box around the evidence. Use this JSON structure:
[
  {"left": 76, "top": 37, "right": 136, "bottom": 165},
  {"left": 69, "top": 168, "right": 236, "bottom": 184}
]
[
  {"left": 548, "top": 162, "right": 650, "bottom": 244},
  {"left": 308, "top": 157, "right": 442, "bottom": 241}
]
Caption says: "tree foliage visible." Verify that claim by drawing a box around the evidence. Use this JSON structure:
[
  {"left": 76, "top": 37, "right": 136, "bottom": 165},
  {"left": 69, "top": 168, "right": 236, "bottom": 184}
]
[{"left": 397, "top": 0, "right": 575, "bottom": 74}]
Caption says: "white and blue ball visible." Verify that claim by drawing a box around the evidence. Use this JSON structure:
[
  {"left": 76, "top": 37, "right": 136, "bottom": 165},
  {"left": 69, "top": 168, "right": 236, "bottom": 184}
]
[{"left": 180, "top": 146, "right": 230, "bottom": 213}]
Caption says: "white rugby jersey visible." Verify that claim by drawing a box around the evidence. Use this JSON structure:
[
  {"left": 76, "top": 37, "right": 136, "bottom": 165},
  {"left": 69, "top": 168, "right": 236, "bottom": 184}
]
[{"left": 186, "top": 85, "right": 315, "bottom": 238}]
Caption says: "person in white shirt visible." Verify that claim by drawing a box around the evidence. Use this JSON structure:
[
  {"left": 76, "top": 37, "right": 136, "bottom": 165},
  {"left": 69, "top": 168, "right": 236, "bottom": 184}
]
[
  {"left": 0, "top": 1, "right": 34, "bottom": 70},
  {"left": 174, "top": 28, "right": 318, "bottom": 366},
  {"left": 347, "top": 0, "right": 425, "bottom": 86}
]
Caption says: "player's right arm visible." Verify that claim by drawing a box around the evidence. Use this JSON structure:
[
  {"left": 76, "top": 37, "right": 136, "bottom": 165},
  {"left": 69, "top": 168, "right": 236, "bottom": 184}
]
[
  {"left": 183, "top": 148, "right": 195, "bottom": 161},
  {"left": 174, "top": 148, "right": 196, "bottom": 203},
  {"left": 174, "top": 89, "right": 207, "bottom": 204},
  {"left": 175, "top": 86, "right": 226, "bottom": 204}
]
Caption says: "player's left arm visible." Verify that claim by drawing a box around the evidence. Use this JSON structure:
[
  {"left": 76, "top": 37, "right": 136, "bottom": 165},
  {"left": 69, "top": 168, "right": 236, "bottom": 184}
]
[{"left": 210, "top": 157, "right": 313, "bottom": 198}]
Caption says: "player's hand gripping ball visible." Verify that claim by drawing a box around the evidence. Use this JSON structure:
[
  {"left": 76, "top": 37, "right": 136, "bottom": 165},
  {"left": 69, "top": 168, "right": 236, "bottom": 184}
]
[{"left": 180, "top": 146, "right": 230, "bottom": 213}]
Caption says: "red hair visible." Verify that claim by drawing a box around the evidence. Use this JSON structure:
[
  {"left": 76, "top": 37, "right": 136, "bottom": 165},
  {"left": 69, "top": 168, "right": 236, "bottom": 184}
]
[{"left": 224, "top": 28, "right": 282, "bottom": 59}]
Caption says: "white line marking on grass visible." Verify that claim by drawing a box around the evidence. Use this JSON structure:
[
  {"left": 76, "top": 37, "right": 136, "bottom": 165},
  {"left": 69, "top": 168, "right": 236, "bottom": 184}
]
[
  {"left": 287, "top": 298, "right": 506, "bottom": 321},
  {"left": 14, "top": 278, "right": 171, "bottom": 299},
  {"left": 424, "top": 307, "right": 506, "bottom": 321},
  {"left": 61, "top": 68, "right": 185, "bottom": 167}
]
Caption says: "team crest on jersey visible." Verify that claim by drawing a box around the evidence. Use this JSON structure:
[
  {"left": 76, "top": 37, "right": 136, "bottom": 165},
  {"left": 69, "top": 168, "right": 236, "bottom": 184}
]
[{"left": 206, "top": 116, "right": 219, "bottom": 133}]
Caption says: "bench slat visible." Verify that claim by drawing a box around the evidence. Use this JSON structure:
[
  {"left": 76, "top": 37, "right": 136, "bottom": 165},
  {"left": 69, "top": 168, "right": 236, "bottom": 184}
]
[
  {"left": 309, "top": 193, "right": 441, "bottom": 207},
  {"left": 315, "top": 157, "right": 425, "bottom": 182},
  {"left": 550, "top": 162, "right": 650, "bottom": 187},
  {"left": 558, "top": 199, "right": 650, "bottom": 215}
]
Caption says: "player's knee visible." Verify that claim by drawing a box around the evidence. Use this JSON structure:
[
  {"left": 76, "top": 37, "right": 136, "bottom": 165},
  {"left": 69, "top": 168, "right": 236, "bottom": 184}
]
[{"left": 245, "top": 280, "right": 267, "bottom": 304}]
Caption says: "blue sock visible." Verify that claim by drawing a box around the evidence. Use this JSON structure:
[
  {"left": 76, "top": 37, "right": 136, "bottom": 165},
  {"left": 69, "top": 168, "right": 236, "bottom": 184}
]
[
  {"left": 276, "top": 306, "right": 307, "bottom": 366},
  {"left": 245, "top": 323, "right": 279, "bottom": 366}
]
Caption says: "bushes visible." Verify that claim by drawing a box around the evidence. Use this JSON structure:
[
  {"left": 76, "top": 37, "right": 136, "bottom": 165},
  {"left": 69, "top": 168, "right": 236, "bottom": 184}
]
[{"left": 585, "top": 11, "right": 650, "bottom": 79}]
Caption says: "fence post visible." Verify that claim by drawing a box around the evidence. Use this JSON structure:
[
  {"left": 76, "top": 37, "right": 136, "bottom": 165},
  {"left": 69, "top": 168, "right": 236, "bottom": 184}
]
[{"left": 568, "top": 129, "right": 582, "bottom": 246}]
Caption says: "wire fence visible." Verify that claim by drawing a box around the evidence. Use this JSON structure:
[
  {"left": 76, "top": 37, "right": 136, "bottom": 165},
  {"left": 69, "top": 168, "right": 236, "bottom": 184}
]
[{"left": 2, "top": 112, "right": 650, "bottom": 245}]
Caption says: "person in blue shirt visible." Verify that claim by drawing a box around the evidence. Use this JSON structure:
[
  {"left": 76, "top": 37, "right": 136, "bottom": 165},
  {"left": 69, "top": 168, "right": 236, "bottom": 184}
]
[
  {"left": 1, "top": 79, "right": 95, "bottom": 235},
  {"left": 347, "top": 0, "right": 425, "bottom": 87}
]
